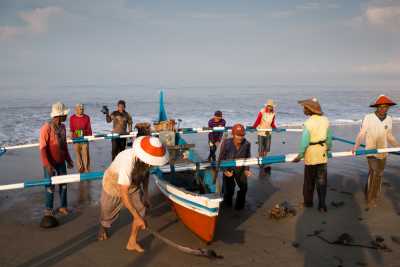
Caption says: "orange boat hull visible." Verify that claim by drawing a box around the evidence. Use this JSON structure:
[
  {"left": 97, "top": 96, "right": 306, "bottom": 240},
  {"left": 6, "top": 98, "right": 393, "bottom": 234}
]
[{"left": 168, "top": 199, "right": 218, "bottom": 243}]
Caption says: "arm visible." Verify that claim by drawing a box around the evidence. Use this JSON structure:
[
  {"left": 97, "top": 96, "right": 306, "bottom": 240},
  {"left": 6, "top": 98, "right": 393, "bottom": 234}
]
[
  {"left": 143, "top": 175, "right": 150, "bottom": 207},
  {"left": 63, "top": 126, "right": 73, "bottom": 166},
  {"left": 293, "top": 129, "right": 310, "bottom": 162},
  {"left": 326, "top": 128, "right": 333, "bottom": 150},
  {"left": 271, "top": 115, "right": 277, "bottom": 129},
  {"left": 39, "top": 125, "right": 51, "bottom": 168},
  {"left": 352, "top": 118, "right": 367, "bottom": 152},
  {"left": 252, "top": 112, "right": 262, "bottom": 128},
  {"left": 387, "top": 130, "right": 400, "bottom": 147},
  {"left": 106, "top": 112, "right": 113, "bottom": 123},
  {"left": 86, "top": 116, "right": 93, "bottom": 136},
  {"left": 127, "top": 113, "right": 133, "bottom": 133},
  {"left": 69, "top": 116, "right": 75, "bottom": 138},
  {"left": 117, "top": 158, "right": 146, "bottom": 227},
  {"left": 119, "top": 185, "right": 145, "bottom": 227}
]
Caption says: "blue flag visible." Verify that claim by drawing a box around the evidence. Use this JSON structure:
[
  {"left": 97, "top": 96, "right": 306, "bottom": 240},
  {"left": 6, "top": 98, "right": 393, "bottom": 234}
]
[{"left": 158, "top": 90, "right": 168, "bottom": 122}]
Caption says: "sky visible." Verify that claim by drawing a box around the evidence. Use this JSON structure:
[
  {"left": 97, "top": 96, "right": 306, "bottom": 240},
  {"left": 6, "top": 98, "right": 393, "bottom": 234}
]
[{"left": 0, "top": 0, "right": 399, "bottom": 88}]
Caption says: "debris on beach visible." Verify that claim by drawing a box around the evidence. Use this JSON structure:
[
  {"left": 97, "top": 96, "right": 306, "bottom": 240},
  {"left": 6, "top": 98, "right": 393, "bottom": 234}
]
[
  {"left": 391, "top": 236, "right": 400, "bottom": 245},
  {"left": 331, "top": 201, "right": 345, "bottom": 208},
  {"left": 312, "top": 232, "right": 392, "bottom": 251},
  {"left": 269, "top": 201, "right": 297, "bottom": 219},
  {"left": 339, "top": 191, "right": 354, "bottom": 196},
  {"left": 291, "top": 241, "right": 300, "bottom": 248}
]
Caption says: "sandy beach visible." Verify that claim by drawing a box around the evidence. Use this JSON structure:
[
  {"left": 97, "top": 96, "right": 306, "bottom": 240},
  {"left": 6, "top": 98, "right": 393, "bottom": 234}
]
[{"left": 0, "top": 124, "right": 400, "bottom": 267}]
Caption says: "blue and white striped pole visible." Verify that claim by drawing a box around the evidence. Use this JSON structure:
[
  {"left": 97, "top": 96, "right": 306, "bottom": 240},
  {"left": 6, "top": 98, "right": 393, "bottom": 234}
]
[
  {"left": 1, "top": 147, "right": 399, "bottom": 191},
  {"left": 333, "top": 135, "right": 400, "bottom": 156},
  {"left": 0, "top": 172, "right": 104, "bottom": 191},
  {"left": 0, "top": 127, "right": 302, "bottom": 156},
  {"left": 160, "top": 147, "right": 400, "bottom": 172}
]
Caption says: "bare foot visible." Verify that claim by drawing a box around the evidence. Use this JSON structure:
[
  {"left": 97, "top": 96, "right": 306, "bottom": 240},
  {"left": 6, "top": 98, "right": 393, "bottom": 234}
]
[
  {"left": 58, "top": 207, "right": 69, "bottom": 215},
  {"left": 97, "top": 226, "right": 109, "bottom": 241},
  {"left": 126, "top": 241, "right": 144, "bottom": 253}
]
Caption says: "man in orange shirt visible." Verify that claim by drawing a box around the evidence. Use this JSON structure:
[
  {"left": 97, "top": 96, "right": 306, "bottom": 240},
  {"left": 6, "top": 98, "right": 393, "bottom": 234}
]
[{"left": 39, "top": 102, "right": 74, "bottom": 218}]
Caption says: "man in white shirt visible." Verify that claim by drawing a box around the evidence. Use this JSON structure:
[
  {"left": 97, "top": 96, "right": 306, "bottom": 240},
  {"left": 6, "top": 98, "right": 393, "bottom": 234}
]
[
  {"left": 352, "top": 95, "right": 399, "bottom": 208},
  {"left": 97, "top": 136, "right": 168, "bottom": 253}
]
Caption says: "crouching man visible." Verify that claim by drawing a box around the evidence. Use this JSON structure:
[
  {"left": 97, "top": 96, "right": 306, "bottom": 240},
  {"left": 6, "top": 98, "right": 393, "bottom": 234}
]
[{"left": 97, "top": 136, "right": 168, "bottom": 253}]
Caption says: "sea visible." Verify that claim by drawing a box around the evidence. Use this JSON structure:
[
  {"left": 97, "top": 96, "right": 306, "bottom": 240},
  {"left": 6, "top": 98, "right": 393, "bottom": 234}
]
[{"left": 0, "top": 84, "right": 399, "bottom": 146}]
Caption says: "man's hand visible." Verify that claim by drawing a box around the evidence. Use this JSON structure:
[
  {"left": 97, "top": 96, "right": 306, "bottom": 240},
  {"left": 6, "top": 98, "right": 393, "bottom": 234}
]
[
  {"left": 351, "top": 145, "right": 358, "bottom": 155},
  {"left": 244, "top": 170, "right": 253, "bottom": 177},
  {"left": 223, "top": 170, "right": 234, "bottom": 177},
  {"left": 292, "top": 155, "right": 302, "bottom": 163},
  {"left": 46, "top": 165, "right": 55, "bottom": 176},
  {"left": 67, "top": 160, "right": 74, "bottom": 169},
  {"left": 134, "top": 215, "right": 146, "bottom": 230},
  {"left": 143, "top": 194, "right": 151, "bottom": 209}
]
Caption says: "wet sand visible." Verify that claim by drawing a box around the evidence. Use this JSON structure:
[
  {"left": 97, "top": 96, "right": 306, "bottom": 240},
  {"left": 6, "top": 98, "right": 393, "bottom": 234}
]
[{"left": 0, "top": 124, "right": 400, "bottom": 267}]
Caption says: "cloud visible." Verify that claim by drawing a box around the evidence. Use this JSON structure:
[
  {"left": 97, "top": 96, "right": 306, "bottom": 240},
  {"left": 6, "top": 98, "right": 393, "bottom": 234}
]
[
  {"left": 0, "top": 6, "right": 62, "bottom": 40},
  {"left": 353, "top": 59, "right": 400, "bottom": 74},
  {"left": 269, "top": 1, "right": 340, "bottom": 19},
  {"left": 365, "top": 4, "right": 400, "bottom": 30}
]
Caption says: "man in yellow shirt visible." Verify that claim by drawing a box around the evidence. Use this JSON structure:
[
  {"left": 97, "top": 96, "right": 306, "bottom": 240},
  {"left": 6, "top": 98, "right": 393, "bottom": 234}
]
[{"left": 293, "top": 98, "right": 332, "bottom": 212}]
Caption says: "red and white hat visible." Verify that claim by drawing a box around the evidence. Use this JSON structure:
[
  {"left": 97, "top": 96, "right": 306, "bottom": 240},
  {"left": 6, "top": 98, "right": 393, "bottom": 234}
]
[
  {"left": 133, "top": 136, "right": 169, "bottom": 166},
  {"left": 370, "top": 95, "right": 397, "bottom": 107}
]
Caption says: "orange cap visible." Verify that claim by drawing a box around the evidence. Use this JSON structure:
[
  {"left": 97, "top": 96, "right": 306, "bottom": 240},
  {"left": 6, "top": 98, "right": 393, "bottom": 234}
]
[{"left": 232, "top": 124, "right": 245, "bottom": 136}]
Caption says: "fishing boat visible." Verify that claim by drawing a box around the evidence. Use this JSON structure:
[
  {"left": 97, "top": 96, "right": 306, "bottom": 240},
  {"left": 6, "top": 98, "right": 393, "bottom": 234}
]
[{"left": 151, "top": 91, "right": 223, "bottom": 243}]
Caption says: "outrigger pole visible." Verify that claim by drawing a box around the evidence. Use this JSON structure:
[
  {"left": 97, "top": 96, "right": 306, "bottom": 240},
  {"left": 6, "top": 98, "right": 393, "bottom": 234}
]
[
  {"left": 1, "top": 146, "right": 399, "bottom": 191},
  {"left": 333, "top": 135, "right": 400, "bottom": 156},
  {"left": 0, "top": 127, "right": 301, "bottom": 156}
]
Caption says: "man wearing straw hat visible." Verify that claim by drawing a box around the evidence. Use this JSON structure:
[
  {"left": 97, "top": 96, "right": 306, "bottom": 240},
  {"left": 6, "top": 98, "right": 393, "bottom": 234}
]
[
  {"left": 39, "top": 102, "right": 74, "bottom": 218},
  {"left": 293, "top": 98, "right": 332, "bottom": 212},
  {"left": 252, "top": 99, "right": 277, "bottom": 174},
  {"left": 352, "top": 95, "right": 399, "bottom": 209},
  {"left": 97, "top": 136, "right": 168, "bottom": 253}
]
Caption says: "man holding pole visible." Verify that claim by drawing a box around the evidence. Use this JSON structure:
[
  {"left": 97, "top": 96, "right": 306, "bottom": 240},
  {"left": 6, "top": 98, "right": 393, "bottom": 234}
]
[
  {"left": 293, "top": 98, "right": 332, "bottom": 212},
  {"left": 352, "top": 95, "right": 399, "bottom": 209}
]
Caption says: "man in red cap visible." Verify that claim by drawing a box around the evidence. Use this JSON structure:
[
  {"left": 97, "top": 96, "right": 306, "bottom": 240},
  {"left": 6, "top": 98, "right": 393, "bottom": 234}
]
[
  {"left": 218, "top": 123, "right": 252, "bottom": 210},
  {"left": 352, "top": 95, "right": 399, "bottom": 209}
]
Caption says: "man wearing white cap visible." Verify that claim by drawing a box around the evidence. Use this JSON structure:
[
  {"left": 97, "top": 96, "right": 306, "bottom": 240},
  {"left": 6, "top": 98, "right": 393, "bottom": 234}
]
[
  {"left": 352, "top": 95, "right": 399, "bottom": 208},
  {"left": 39, "top": 102, "right": 74, "bottom": 217},
  {"left": 97, "top": 136, "right": 168, "bottom": 253}
]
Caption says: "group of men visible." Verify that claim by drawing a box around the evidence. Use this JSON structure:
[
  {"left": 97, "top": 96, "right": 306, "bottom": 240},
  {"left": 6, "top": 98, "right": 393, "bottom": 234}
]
[
  {"left": 37, "top": 94, "right": 399, "bottom": 252},
  {"left": 39, "top": 100, "right": 133, "bottom": 216},
  {"left": 208, "top": 95, "right": 399, "bottom": 213}
]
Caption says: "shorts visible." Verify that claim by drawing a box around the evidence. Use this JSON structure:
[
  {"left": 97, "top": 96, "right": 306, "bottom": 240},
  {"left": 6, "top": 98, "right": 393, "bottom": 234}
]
[{"left": 100, "top": 189, "right": 146, "bottom": 228}]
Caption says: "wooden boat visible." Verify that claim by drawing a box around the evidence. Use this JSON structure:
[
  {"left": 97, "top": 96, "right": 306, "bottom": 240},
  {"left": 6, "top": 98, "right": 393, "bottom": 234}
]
[{"left": 151, "top": 91, "right": 223, "bottom": 243}]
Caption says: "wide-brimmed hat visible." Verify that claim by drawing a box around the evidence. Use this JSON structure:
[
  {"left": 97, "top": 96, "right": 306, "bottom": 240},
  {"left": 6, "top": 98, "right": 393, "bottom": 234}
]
[
  {"left": 264, "top": 99, "right": 276, "bottom": 108},
  {"left": 50, "top": 102, "right": 69, "bottom": 118},
  {"left": 133, "top": 136, "right": 168, "bottom": 166},
  {"left": 298, "top": 98, "right": 323, "bottom": 115},
  {"left": 232, "top": 123, "right": 245, "bottom": 136},
  {"left": 370, "top": 95, "right": 397, "bottom": 108}
]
